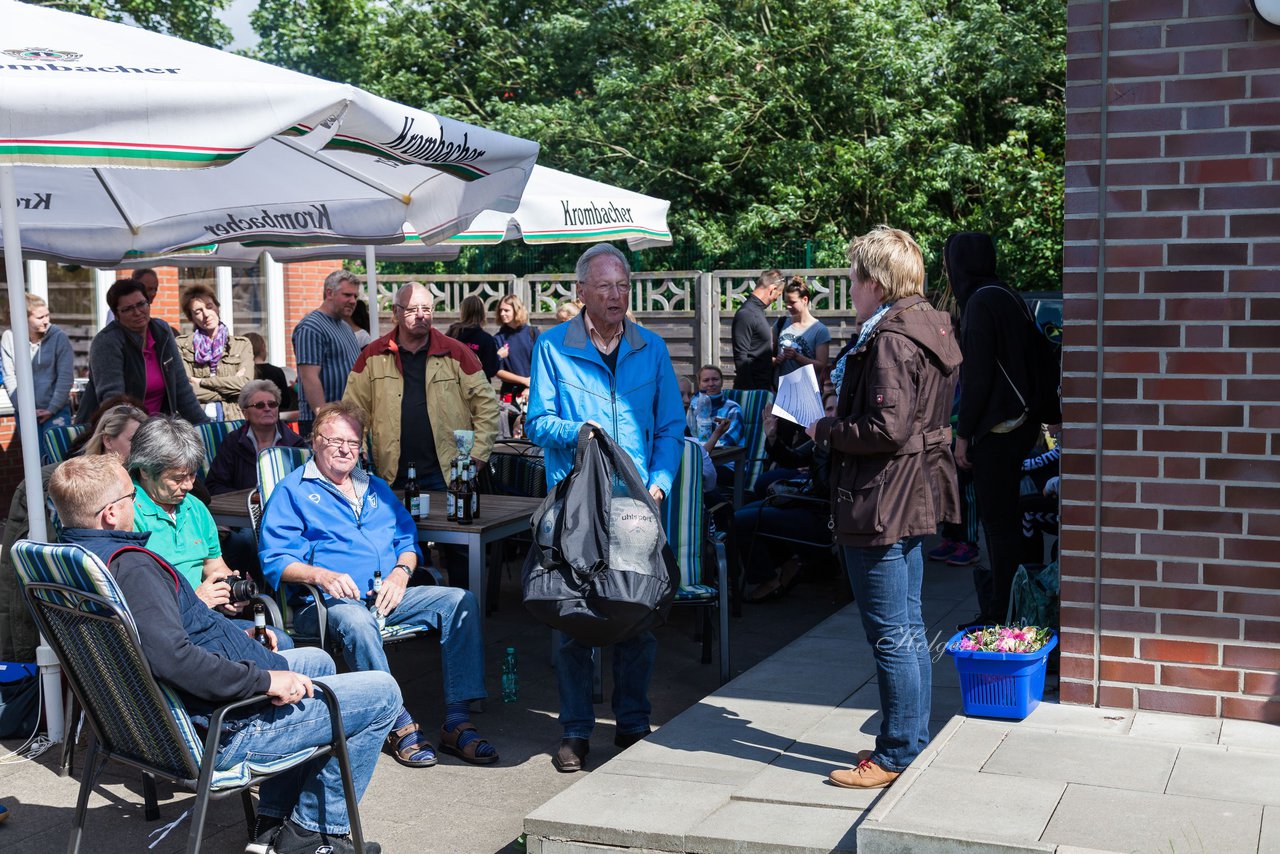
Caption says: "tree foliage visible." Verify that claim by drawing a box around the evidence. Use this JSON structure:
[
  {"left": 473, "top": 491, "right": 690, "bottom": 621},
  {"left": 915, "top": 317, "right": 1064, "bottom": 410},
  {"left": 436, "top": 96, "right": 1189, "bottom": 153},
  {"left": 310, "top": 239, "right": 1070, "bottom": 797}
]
[
  {"left": 251, "top": 0, "right": 1064, "bottom": 289},
  {"left": 37, "top": 0, "right": 233, "bottom": 47}
]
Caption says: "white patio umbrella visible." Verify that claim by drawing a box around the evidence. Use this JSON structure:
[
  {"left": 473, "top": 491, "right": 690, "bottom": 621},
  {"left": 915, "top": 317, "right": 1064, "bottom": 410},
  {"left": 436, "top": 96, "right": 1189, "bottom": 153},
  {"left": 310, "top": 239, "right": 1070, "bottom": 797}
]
[{"left": 0, "top": 0, "right": 539, "bottom": 739}]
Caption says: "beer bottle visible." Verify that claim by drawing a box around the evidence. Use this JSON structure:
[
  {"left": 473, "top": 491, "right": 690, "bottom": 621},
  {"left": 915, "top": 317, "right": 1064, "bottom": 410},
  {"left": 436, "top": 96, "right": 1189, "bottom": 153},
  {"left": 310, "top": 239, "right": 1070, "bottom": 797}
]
[
  {"left": 468, "top": 459, "right": 480, "bottom": 519},
  {"left": 458, "top": 464, "right": 474, "bottom": 525},
  {"left": 404, "top": 461, "right": 421, "bottom": 518},
  {"left": 252, "top": 602, "right": 271, "bottom": 647},
  {"left": 368, "top": 570, "right": 386, "bottom": 633},
  {"left": 446, "top": 460, "right": 458, "bottom": 520}
]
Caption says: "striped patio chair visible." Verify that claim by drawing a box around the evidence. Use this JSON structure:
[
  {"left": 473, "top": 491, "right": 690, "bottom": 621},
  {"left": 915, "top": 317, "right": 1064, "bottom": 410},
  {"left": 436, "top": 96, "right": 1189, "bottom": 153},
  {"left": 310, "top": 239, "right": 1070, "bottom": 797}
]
[
  {"left": 723, "top": 388, "right": 775, "bottom": 497},
  {"left": 10, "top": 539, "right": 365, "bottom": 854},
  {"left": 195, "top": 419, "right": 245, "bottom": 478},
  {"left": 663, "top": 439, "right": 730, "bottom": 684},
  {"left": 39, "top": 423, "right": 88, "bottom": 465},
  {"left": 254, "top": 446, "right": 433, "bottom": 649}
]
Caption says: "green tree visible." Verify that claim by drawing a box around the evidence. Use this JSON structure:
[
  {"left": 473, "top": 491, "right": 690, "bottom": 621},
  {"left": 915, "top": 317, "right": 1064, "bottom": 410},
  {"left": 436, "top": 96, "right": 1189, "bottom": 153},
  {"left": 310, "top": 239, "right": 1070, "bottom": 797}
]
[{"left": 37, "top": 0, "right": 233, "bottom": 47}]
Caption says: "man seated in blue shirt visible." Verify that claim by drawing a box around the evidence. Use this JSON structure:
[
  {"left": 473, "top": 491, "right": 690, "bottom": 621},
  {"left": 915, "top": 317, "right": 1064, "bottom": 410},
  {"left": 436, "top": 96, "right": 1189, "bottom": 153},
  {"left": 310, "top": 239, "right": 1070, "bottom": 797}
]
[
  {"left": 51, "top": 454, "right": 399, "bottom": 854},
  {"left": 258, "top": 401, "right": 497, "bottom": 770}
]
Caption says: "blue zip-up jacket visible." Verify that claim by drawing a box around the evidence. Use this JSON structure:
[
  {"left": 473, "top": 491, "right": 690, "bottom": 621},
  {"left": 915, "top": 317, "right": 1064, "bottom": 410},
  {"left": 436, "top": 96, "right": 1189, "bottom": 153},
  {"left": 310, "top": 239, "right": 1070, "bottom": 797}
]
[
  {"left": 526, "top": 315, "right": 684, "bottom": 494},
  {"left": 258, "top": 462, "right": 422, "bottom": 596}
]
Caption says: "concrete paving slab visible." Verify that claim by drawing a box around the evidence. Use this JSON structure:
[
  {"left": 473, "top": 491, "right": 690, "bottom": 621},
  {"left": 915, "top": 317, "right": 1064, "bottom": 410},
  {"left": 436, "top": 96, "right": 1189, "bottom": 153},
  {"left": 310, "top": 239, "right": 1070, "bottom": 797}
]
[
  {"left": 598, "top": 757, "right": 755, "bottom": 786},
  {"left": 1129, "top": 710, "right": 1223, "bottom": 745},
  {"left": 1219, "top": 718, "right": 1280, "bottom": 754},
  {"left": 861, "top": 765, "right": 1065, "bottom": 848},
  {"left": 1018, "top": 701, "right": 1134, "bottom": 735},
  {"left": 1261, "top": 804, "right": 1280, "bottom": 854},
  {"left": 858, "top": 826, "right": 1056, "bottom": 854},
  {"left": 1042, "top": 783, "right": 1263, "bottom": 854},
  {"left": 733, "top": 751, "right": 882, "bottom": 811},
  {"left": 1168, "top": 743, "right": 1280, "bottom": 807},
  {"left": 525, "top": 773, "right": 737, "bottom": 850},
  {"left": 719, "top": 637, "right": 876, "bottom": 705},
  {"left": 793, "top": 704, "right": 882, "bottom": 763},
  {"left": 983, "top": 728, "right": 1176, "bottom": 792},
  {"left": 532, "top": 840, "right": 668, "bottom": 854},
  {"left": 803, "top": 606, "right": 864, "bottom": 640},
  {"left": 928, "top": 718, "right": 1009, "bottom": 771},
  {"left": 687, "top": 799, "right": 859, "bottom": 854}
]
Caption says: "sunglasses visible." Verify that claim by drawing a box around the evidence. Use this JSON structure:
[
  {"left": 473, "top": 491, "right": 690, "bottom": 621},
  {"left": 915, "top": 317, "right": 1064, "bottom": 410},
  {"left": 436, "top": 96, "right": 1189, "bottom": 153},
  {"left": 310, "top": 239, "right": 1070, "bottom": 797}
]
[
  {"left": 95, "top": 488, "right": 137, "bottom": 516},
  {"left": 245, "top": 400, "right": 279, "bottom": 410}
]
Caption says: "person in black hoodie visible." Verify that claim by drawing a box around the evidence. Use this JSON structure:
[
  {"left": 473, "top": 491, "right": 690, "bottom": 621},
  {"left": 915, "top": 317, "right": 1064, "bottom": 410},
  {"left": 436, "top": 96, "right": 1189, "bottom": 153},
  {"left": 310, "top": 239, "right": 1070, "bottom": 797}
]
[
  {"left": 944, "top": 232, "right": 1045, "bottom": 627},
  {"left": 50, "top": 454, "right": 400, "bottom": 854}
]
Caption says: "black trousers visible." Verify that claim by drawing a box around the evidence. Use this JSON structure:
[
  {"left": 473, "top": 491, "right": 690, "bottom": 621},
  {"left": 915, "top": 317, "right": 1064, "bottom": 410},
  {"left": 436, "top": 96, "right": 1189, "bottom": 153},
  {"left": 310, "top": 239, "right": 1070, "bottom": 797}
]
[{"left": 969, "top": 418, "right": 1041, "bottom": 623}]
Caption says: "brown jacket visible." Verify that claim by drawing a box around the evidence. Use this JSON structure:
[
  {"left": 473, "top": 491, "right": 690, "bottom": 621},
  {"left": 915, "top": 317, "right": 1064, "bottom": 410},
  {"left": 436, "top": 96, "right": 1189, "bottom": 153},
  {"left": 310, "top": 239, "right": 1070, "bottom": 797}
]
[
  {"left": 814, "top": 296, "right": 962, "bottom": 547},
  {"left": 176, "top": 331, "right": 255, "bottom": 420}
]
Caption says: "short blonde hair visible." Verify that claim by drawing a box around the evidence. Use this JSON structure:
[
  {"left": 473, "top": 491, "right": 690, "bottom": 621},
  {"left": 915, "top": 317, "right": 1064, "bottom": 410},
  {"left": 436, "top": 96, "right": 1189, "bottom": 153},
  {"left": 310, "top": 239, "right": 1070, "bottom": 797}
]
[
  {"left": 312, "top": 400, "right": 367, "bottom": 441},
  {"left": 50, "top": 455, "right": 127, "bottom": 529},
  {"left": 847, "top": 226, "right": 926, "bottom": 303},
  {"left": 25, "top": 294, "right": 47, "bottom": 314}
]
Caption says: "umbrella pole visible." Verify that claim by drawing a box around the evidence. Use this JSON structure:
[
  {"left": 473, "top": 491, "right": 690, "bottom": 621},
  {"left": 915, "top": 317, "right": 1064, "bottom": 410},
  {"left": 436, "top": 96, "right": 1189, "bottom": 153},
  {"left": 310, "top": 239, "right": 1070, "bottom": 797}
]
[
  {"left": 0, "top": 164, "right": 64, "bottom": 744},
  {"left": 366, "top": 245, "right": 379, "bottom": 340}
]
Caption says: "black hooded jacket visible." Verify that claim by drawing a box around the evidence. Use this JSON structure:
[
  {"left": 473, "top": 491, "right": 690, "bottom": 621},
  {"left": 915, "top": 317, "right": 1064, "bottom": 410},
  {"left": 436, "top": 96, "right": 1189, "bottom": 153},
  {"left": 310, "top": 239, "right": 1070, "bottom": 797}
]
[{"left": 945, "top": 232, "right": 1036, "bottom": 443}]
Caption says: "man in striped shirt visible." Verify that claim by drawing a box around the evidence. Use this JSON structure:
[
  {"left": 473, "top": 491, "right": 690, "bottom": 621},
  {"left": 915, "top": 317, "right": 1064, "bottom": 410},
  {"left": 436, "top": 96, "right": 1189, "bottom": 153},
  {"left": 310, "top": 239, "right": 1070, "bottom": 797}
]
[{"left": 292, "top": 270, "right": 363, "bottom": 437}]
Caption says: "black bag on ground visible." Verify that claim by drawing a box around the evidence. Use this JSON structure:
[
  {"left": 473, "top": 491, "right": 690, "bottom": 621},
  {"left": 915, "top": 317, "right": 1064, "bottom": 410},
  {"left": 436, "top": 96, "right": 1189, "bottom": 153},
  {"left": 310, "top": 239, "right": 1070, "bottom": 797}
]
[{"left": 522, "top": 424, "right": 679, "bottom": 646}]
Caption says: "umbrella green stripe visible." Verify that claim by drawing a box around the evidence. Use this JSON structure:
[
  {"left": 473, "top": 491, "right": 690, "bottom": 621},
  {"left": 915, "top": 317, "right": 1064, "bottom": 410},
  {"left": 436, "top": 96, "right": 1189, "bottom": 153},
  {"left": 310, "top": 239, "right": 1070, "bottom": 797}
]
[
  {"left": 0, "top": 142, "right": 239, "bottom": 163},
  {"left": 523, "top": 227, "right": 671, "bottom": 242}
]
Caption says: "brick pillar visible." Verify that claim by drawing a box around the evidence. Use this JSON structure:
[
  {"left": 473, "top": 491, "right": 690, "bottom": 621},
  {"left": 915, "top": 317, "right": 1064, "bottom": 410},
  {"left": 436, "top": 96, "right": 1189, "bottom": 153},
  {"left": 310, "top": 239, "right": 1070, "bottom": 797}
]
[{"left": 1062, "top": 1, "right": 1280, "bottom": 721}]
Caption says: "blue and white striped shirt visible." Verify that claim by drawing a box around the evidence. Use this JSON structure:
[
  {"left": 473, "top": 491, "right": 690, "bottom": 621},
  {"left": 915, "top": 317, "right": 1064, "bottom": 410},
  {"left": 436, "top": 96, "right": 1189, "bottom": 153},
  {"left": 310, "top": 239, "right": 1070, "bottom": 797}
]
[{"left": 291, "top": 309, "right": 362, "bottom": 421}]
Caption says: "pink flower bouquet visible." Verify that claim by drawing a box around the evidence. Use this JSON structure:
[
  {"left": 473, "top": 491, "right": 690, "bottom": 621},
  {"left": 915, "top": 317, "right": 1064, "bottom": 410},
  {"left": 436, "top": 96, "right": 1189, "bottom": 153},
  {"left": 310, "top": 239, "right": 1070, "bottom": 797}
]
[{"left": 955, "top": 625, "right": 1053, "bottom": 654}]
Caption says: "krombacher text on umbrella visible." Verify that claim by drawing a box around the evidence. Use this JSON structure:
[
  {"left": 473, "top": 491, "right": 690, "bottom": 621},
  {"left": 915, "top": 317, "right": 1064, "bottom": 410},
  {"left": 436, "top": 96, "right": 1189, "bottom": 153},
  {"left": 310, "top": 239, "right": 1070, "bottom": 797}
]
[
  {"left": 383, "top": 117, "right": 487, "bottom": 164},
  {"left": 561, "top": 200, "right": 634, "bottom": 226},
  {"left": 202, "top": 204, "right": 333, "bottom": 237}
]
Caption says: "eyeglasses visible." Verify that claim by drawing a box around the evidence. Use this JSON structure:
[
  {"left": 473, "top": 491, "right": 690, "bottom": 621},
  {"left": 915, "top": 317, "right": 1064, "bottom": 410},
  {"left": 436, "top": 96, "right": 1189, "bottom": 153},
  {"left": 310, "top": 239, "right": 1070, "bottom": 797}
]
[
  {"left": 95, "top": 488, "right": 136, "bottom": 516},
  {"left": 394, "top": 304, "right": 433, "bottom": 317},
  {"left": 316, "top": 434, "right": 362, "bottom": 452},
  {"left": 245, "top": 400, "right": 279, "bottom": 410},
  {"left": 117, "top": 301, "right": 149, "bottom": 315},
  {"left": 588, "top": 282, "right": 631, "bottom": 295}
]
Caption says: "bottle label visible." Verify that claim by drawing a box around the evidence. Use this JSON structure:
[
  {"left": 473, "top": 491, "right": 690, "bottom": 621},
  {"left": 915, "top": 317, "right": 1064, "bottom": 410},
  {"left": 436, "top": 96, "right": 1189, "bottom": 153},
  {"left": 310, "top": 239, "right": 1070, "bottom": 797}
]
[{"left": 409, "top": 496, "right": 421, "bottom": 517}]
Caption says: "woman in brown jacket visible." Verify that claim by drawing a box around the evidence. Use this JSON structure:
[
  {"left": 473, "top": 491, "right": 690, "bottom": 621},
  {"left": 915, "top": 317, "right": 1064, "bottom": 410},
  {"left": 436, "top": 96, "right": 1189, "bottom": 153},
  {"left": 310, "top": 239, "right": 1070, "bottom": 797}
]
[
  {"left": 175, "top": 284, "right": 254, "bottom": 420},
  {"left": 809, "top": 227, "right": 962, "bottom": 790}
]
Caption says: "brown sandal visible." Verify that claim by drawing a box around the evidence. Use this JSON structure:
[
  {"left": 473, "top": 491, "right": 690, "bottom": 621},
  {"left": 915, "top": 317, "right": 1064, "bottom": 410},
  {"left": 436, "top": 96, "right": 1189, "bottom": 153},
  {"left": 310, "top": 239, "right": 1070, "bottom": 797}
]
[
  {"left": 439, "top": 722, "right": 499, "bottom": 765},
  {"left": 386, "top": 721, "right": 437, "bottom": 767}
]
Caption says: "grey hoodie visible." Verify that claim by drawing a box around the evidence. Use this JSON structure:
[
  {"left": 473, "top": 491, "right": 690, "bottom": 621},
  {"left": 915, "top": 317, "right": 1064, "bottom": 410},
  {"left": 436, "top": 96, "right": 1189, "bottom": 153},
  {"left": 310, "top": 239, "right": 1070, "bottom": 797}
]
[{"left": 2, "top": 323, "right": 74, "bottom": 414}]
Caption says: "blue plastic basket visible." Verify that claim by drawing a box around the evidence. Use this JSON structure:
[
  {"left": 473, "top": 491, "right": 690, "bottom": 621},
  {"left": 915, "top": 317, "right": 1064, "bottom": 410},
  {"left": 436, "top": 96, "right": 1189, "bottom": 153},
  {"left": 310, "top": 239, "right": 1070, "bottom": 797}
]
[{"left": 945, "top": 628, "right": 1058, "bottom": 720}]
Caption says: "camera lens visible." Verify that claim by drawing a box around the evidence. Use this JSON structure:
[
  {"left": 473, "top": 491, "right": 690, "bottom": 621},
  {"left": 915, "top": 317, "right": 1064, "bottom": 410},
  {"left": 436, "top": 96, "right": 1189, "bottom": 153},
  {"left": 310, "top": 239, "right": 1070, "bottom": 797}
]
[{"left": 226, "top": 578, "right": 258, "bottom": 601}]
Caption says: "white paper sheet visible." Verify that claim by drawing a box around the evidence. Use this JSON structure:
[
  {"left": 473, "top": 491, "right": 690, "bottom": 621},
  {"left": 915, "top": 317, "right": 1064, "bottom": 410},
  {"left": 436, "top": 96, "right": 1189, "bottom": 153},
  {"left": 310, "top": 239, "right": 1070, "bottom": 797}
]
[{"left": 771, "top": 363, "right": 824, "bottom": 428}]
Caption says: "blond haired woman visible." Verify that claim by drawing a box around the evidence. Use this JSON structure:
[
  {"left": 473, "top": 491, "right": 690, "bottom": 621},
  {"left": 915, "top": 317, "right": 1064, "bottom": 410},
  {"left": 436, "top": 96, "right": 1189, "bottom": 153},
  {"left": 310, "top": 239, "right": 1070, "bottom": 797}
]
[{"left": 493, "top": 294, "right": 539, "bottom": 400}]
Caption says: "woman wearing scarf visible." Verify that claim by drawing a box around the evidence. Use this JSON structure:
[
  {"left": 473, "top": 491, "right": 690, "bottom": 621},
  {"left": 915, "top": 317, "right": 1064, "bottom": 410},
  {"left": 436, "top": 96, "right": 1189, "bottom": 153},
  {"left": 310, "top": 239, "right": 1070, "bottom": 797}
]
[
  {"left": 176, "top": 284, "right": 254, "bottom": 420},
  {"left": 809, "top": 227, "right": 961, "bottom": 790}
]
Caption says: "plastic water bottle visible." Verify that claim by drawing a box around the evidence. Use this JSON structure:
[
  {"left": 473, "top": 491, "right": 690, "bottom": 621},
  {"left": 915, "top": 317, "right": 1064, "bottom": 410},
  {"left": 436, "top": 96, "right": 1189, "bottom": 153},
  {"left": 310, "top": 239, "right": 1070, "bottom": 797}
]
[
  {"left": 368, "top": 570, "right": 386, "bottom": 633},
  {"left": 694, "top": 393, "right": 714, "bottom": 442},
  {"left": 501, "top": 647, "right": 519, "bottom": 703}
]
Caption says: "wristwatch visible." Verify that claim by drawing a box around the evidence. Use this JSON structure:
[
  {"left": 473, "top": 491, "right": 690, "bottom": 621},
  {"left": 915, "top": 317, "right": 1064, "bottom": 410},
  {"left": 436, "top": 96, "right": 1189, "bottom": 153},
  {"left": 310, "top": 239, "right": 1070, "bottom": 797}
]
[{"left": 393, "top": 563, "right": 413, "bottom": 577}]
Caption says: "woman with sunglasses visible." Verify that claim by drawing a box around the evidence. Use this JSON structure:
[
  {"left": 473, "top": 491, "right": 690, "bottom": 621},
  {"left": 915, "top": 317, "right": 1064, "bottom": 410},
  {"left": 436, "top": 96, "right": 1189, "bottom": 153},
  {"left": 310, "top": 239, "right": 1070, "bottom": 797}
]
[{"left": 205, "top": 379, "right": 306, "bottom": 495}]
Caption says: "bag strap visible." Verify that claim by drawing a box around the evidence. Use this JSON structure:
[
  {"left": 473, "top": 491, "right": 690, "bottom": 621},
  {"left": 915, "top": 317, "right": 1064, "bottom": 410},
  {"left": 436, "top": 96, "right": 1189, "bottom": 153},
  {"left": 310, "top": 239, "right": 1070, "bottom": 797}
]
[{"left": 971, "top": 284, "right": 1032, "bottom": 408}]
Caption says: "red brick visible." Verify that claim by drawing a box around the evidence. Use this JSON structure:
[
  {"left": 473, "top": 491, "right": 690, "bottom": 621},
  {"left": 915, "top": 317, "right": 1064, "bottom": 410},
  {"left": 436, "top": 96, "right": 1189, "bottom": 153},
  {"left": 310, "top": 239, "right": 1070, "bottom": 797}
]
[
  {"left": 1102, "top": 530, "right": 1139, "bottom": 553},
  {"left": 1169, "top": 243, "right": 1248, "bottom": 269},
  {"left": 1061, "top": 680, "right": 1097, "bottom": 707},
  {"left": 1066, "top": 107, "right": 1101, "bottom": 135},
  {"left": 1244, "top": 671, "right": 1280, "bottom": 696},
  {"left": 1251, "top": 406, "right": 1280, "bottom": 429},
  {"left": 1251, "top": 130, "right": 1280, "bottom": 153},
  {"left": 1100, "top": 583, "right": 1136, "bottom": 606},
  {"left": 1207, "top": 564, "right": 1280, "bottom": 592},
  {"left": 1166, "top": 77, "right": 1248, "bottom": 104},
  {"left": 1162, "top": 405, "right": 1243, "bottom": 428},
  {"left": 1101, "top": 608, "right": 1157, "bottom": 634},
  {"left": 1060, "top": 605, "right": 1097, "bottom": 632},
  {"left": 1139, "top": 585, "right": 1220, "bottom": 612},
  {"left": 1139, "top": 482, "right": 1221, "bottom": 508},
  {"left": 1222, "top": 696, "right": 1280, "bottom": 723},
  {"left": 1145, "top": 378, "right": 1224, "bottom": 401},
  {"left": 1110, "top": 0, "right": 1182, "bottom": 23},
  {"left": 1163, "top": 457, "right": 1203, "bottom": 480},
  {"left": 1185, "top": 158, "right": 1270, "bottom": 184},
  {"left": 1161, "top": 562, "right": 1202, "bottom": 585},
  {"left": 1062, "top": 631, "right": 1096, "bottom": 656},
  {"left": 1066, "top": 27, "right": 1102, "bottom": 54},
  {"left": 1184, "top": 327, "right": 1224, "bottom": 348},
  {"left": 1108, "top": 136, "right": 1163, "bottom": 160},
  {"left": 1228, "top": 433, "right": 1269, "bottom": 456},
  {"left": 1247, "top": 513, "right": 1280, "bottom": 537},
  {"left": 1102, "top": 405, "right": 1161, "bottom": 428},
  {"left": 1106, "top": 80, "right": 1162, "bottom": 107},
  {"left": 1104, "top": 350, "right": 1161, "bottom": 373},
  {"left": 1224, "top": 537, "right": 1280, "bottom": 563},
  {"left": 1162, "top": 509, "right": 1243, "bottom": 535},
  {"left": 1101, "top": 635, "right": 1135, "bottom": 658},
  {"left": 1161, "top": 665, "right": 1238, "bottom": 693},
  {"left": 1186, "top": 216, "right": 1230, "bottom": 240},
  {"left": 1138, "top": 689, "right": 1219, "bottom": 717},
  {"left": 1170, "top": 17, "right": 1253, "bottom": 47},
  {"left": 1231, "top": 214, "right": 1280, "bottom": 237},
  {"left": 1229, "top": 45, "right": 1280, "bottom": 73},
  {"left": 1142, "top": 638, "right": 1220, "bottom": 665},
  {"left": 1228, "top": 269, "right": 1280, "bottom": 293},
  {"left": 1187, "top": 104, "right": 1226, "bottom": 128},
  {"left": 1102, "top": 376, "right": 1139, "bottom": 399},
  {"left": 1227, "top": 378, "right": 1280, "bottom": 399},
  {"left": 1224, "top": 591, "right": 1280, "bottom": 618},
  {"left": 1256, "top": 353, "right": 1280, "bottom": 375},
  {"left": 1144, "top": 270, "right": 1224, "bottom": 293},
  {"left": 1145, "top": 187, "right": 1200, "bottom": 211},
  {"left": 1206, "top": 457, "right": 1280, "bottom": 483},
  {"left": 1245, "top": 620, "right": 1280, "bottom": 644},
  {"left": 1102, "top": 558, "right": 1159, "bottom": 582},
  {"left": 1231, "top": 102, "right": 1280, "bottom": 127},
  {"left": 1163, "top": 614, "right": 1241, "bottom": 640},
  {"left": 1253, "top": 299, "right": 1280, "bottom": 320},
  {"left": 1061, "top": 654, "right": 1097, "bottom": 681},
  {"left": 1224, "top": 645, "right": 1280, "bottom": 670},
  {"left": 1102, "top": 428, "right": 1139, "bottom": 451},
  {"left": 1226, "top": 485, "right": 1280, "bottom": 510},
  {"left": 1165, "top": 351, "right": 1246, "bottom": 375},
  {"left": 1106, "top": 161, "right": 1182, "bottom": 187},
  {"left": 1065, "top": 218, "right": 1100, "bottom": 241},
  {"left": 1203, "top": 184, "right": 1280, "bottom": 209},
  {"left": 1098, "top": 685, "right": 1136, "bottom": 709},
  {"left": 1101, "top": 660, "right": 1156, "bottom": 684}
]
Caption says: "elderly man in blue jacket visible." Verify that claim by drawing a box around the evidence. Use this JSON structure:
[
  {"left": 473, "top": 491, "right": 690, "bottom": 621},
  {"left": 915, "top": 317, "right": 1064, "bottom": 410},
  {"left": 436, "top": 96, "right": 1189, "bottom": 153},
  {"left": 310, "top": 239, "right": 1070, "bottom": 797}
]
[{"left": 526, "top": 242, "right": 685, "bottom": 773}]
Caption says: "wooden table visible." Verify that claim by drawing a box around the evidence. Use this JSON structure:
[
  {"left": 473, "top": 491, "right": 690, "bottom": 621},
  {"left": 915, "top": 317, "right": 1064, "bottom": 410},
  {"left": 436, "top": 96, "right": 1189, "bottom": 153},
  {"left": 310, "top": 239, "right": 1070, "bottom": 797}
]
[
  {"left": 206, "top": 487, "right": 542, "bottom": 619},
  {"left": 709, "top": 444, "right": 748, "bottom": 507}
]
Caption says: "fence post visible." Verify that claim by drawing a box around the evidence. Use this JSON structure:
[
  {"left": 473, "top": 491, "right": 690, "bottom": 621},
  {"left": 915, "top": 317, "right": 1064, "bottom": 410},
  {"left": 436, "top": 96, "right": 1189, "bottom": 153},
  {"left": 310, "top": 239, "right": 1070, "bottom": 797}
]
[
  {"left": 698, "top": 271, "right": 715, "bottom": 368},
  {"left": 515, "top": 276, "right": 532, "bottom": 312}
]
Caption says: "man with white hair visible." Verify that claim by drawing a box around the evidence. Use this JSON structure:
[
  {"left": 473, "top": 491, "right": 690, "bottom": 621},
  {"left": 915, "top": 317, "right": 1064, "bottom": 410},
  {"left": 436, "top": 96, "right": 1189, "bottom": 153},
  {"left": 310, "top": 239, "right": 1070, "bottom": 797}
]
[
  {"left": 292, "top": 270, "right": 363, "bottom": 436},
  {"left": 527, "top": 242, "right": 684, "bottom": 773}
]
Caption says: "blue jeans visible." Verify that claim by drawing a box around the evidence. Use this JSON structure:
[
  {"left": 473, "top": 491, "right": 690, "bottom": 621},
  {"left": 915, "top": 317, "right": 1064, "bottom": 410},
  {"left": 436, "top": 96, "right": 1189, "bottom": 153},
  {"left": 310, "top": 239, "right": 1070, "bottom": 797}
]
[
  {"left": 294, "top": 585, "right": 487, "bottom": 704},
  {"left": 842, "top": 537, "right": 930, "bottom": 772},
  {"left": 557, "top": 631, "right": 656, "bottom": 740},
  {"left": 214, "top": 647, "right": 401, "bottom": 836}
]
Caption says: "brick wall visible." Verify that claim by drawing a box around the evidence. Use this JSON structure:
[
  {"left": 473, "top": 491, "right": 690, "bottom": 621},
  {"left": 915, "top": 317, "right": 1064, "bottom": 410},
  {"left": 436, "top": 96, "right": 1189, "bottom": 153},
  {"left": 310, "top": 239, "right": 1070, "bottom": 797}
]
[{"left": 1062, "top": 1, "right": 1280, "bottom": 720}]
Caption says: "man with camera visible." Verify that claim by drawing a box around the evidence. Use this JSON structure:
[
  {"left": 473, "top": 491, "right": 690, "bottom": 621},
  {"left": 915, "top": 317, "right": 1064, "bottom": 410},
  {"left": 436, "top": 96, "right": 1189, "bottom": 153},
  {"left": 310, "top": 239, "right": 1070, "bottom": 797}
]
[{"left": 126, "top": 416, "right": 290, "bottom": 642}]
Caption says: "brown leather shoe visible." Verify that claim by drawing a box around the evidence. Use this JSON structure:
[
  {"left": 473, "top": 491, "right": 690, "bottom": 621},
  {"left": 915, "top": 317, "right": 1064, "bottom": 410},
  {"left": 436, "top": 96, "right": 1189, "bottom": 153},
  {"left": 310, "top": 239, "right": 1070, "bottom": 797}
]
[
  {"left": 829, "top": 758, "right": 900, "bottom": 789},
  {"left": 552, "top": 737, "right": 589, "bottom": 773},
  {"left": 614, "top": 727, "right": 651, "bottom": 749}
]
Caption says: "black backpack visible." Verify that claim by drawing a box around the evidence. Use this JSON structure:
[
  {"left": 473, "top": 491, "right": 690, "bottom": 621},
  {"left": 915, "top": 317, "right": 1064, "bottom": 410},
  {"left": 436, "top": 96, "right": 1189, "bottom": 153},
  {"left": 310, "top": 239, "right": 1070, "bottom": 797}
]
[
  {"left": 976, "top": 285, "right": 1062, "bottom": 426},
  {"left": 522, "top": 425, "right": 679, "bottom": 646}
]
